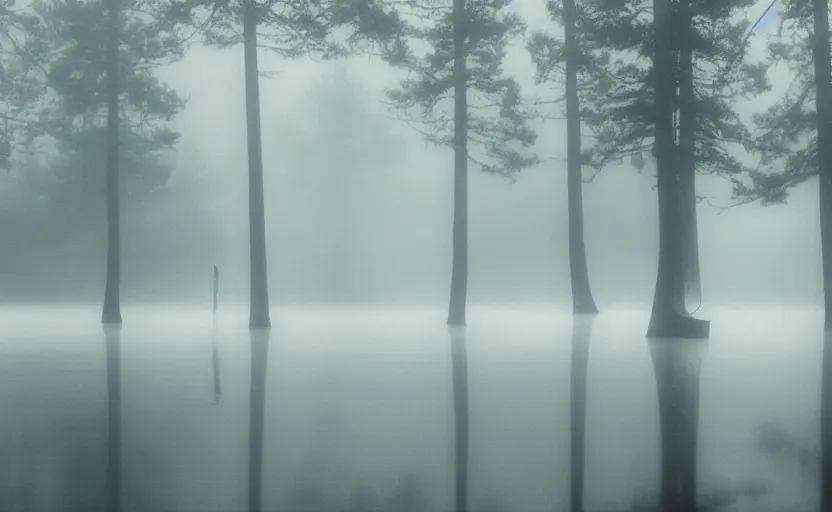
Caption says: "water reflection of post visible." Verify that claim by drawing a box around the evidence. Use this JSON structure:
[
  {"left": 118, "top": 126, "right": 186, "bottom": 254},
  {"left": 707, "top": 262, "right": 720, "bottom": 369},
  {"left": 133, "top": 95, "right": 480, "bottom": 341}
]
[
  {"left": 569, "top": 315, "right": 595, "bottom": 512},
  {"left": 212, "top": 266, "right": 222, "bottom": 404},
  {"left": 448, "top": 326, "right": 469, "bottom": 512},
  {"left": 648, "top": 338, "right": 706, "bottom": 512},
  {"left": 103, "top": 324, "right": 122, "bottom": 512},
  {"left": 822, "top": 332, "right": 832, "bottom": 512},
  {"left": 249, "top": 328, "right": 270, "bottom": 512}
]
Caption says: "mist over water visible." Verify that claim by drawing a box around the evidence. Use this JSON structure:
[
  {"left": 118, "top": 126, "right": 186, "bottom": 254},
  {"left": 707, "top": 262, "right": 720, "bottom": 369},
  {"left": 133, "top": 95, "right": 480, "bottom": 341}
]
[{"left": 0, "top": 305, "right": 822, "bottom": 512}]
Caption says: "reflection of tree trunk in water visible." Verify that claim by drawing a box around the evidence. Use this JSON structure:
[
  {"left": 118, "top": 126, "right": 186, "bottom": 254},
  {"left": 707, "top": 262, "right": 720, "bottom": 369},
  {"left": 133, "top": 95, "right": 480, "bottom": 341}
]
[
  {"left": 822, "top": 333, "right": 832, "bottom": 511},
  {"left": 104, "top": 324, "right": 122, "bottom": 512},
  {"left": 249, "top": 328, "right": 270, "bottom": 512},
  {"left": 448, "top": 326, "right": 469, "bottom": 512},
  {"left": 649, "top": 338, "right": 705, "bottom": 512},
  {"left": 569, "top": 315, "right": 595, "bottom": 512}
]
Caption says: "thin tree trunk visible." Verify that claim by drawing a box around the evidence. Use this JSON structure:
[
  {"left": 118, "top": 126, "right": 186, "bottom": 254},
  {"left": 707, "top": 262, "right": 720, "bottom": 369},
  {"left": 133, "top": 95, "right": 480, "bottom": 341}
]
[
  {"left": 243, "top": 0, "right": 271, "bottom": 329},
  {"left": 447, "top": 0, "right": 468, "bottom": 327},
  {"left": 677, "top": 0, "right": 701, "bottom": 315},
  {"left": 248, "top": 329, "right": 270, "bottom": 512},
  {"left": 569, "top": 315, "right": 595, "bottom": 512},
  {"left": 104, "top": 324, "right": 122, "bottom": 512},
  {"left": 449, "top": 326, "right": 469, "bottom": 512},
  {"left": 102, "top": 0, "right": 121, "bottom": 325},
  {"left": 646, "top": 0, "right": 708, "bottom": 339},
  {"left": 563, "top": 0, "right": 598, "bottom": 315}
]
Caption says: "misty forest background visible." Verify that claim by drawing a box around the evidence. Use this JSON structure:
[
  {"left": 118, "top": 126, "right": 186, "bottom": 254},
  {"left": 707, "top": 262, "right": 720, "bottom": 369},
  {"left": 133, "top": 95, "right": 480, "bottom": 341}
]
[{"left": 0, "top": 0, "right": 822, "bottom": 313}]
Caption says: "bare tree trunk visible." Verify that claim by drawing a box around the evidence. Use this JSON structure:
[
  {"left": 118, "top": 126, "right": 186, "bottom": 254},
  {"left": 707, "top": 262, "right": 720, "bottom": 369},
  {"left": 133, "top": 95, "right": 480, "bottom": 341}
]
[
  {"left": 102, "top": 0, "right": 121, "bottom": 325},
  {"left": 104, "top": 325, "right": 122, "bottom": 512},
  {"left": 243, "top": 0, "right": 271, "bottom": 329},
  {"left": 449, "top": 326, "right": 469, "bottom": 512},
  {"left": 447, "top": 0, "right": 468, "bottom": 327},
  {"left": 646, "top": 0, "right": 708, "bottom": 339},
  {"left": 248, "top": 329, "right": 270, "bottom": 512},
  {"left": 677, "top": 0, "right": 702, "bottom": 315},
  {"left": 569, "top": 315, "right": 595, "bottom": 512},
  {"left": 563, "top": 0, "right": 598, "bottom": 315}
]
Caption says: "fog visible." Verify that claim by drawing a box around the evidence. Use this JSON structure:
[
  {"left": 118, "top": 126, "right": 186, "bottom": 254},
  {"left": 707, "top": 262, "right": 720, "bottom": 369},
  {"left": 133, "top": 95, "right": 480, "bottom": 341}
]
[
  {"left": 0, "top": 1, "right": 821, "bottom": 306},
  {"left": 2, "top": 0, "right": 831, "bottom": 511}
]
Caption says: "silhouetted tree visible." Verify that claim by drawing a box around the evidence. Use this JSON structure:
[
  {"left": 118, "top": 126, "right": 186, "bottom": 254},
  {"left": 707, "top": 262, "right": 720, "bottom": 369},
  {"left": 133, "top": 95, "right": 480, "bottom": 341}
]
[{"left": 384, "top": 0, "right": 537, "bottom": 326}]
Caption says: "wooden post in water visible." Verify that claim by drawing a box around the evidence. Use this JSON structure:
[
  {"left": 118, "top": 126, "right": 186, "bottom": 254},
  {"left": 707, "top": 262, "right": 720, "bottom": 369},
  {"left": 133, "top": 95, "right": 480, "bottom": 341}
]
[{"left": 212, "top": 265, "right": 222, "bottom": 403}]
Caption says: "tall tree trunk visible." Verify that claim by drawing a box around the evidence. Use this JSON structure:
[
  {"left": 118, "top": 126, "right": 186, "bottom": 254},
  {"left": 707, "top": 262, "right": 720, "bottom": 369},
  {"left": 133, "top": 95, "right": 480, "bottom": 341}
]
[
  {"left": 563, "top": 0, "right": 598, "bottom": 315},
  {"left": 646, "top": 0, "right": 708, "bottom": 339},
  {"left": 248, "top": 329, "right": 270, "bottom": 512},
  {"left": 104, "top": 324, "right": 122, "bottom": 512},
  {"left": 447, "top": 0, "right": 468, "bottom": 327},
  {"left": 448, "top": 326, "right": 469, "bottom": 512},
  {"left": 677, "top": 0, "right": 701, "bottom": 315},
  {"left": 102, "top": 0, "right": 121, "bottom": 325},
  {"left": 649, "top": 338, "right": 704, "bottom": 512},
  {"left": 243, "top": 0, "right": 271, "bottom": 329},
  {"left": 813, "top": 1, "right": 832, "bottom": 507},
  {"left": 569, "top": 315, "right": 595, "bottom": 512},
  {"left": 813, "top": 0, "right": 832, "bottom": 330}
]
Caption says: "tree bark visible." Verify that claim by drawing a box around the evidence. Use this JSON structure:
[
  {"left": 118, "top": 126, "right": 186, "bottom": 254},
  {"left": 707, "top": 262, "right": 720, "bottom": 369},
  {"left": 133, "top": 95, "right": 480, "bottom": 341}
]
[
  {"left": 248, "top": 329, "right": 270, "bottom": 512},
  {"left": 676, "top": 0, "right": 701, "bottom": 315},
  {"left": 813, "top": 1, "right": 832, "bottom": 507},
  {"left": 447, "top": 0, "right": 468, "bottom": 327},
  {"left": 102, "top": 0, "right": 121, "bottom": 325},
  {"left": 563, "top": 0, "right": 598, "bottom": 315},
  {"left": 646, "top": 0, "right": 708, "bottom": 339},
  {"left": 569, "top": 315, "right": 595, "bottom": 512},
  {"left": 449, "top": 326, "right": 469, "bottom": 512},
  {"left": 104, "top": 324, "right": 122, "bottom": 512},
  {"left": 243, "top": 0, "right": 271, "bottom": 329}
]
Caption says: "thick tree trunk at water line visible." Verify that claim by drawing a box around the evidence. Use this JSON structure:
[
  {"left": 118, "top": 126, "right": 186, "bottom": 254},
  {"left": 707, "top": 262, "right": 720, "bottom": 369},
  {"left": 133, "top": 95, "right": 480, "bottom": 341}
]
[
  {"left": 822, "top": 333, "right": 832, "bottom": 512},
  {"left": 248, "top": 329, "right": 270, "bottom": 512},
  {"left": 448, "top": 326, "right": 469, "bottom": 512},
  {"left": 677, "top": 0, "right": 701, "bottom": 314},
  {"left": 447, "top": 0, "right": 468, "bottom": 327},
  {"left": 243, "top": 0, "right": 271, "bottom": 329},
  {"left": 102, "top": 0, "right": 121, "bottom": 325},
  {"left": 646, "top": 0, "right": 708, "bottom": 339},
  {"left": 563, "top": 0, "right": 597, "bottom": 315}
]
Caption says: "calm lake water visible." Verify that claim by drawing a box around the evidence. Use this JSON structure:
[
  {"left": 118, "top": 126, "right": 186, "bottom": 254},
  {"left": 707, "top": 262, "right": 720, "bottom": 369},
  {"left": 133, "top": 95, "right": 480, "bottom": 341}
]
[{"left": 0, "top": 304, "right": 825, "bottom": 512}]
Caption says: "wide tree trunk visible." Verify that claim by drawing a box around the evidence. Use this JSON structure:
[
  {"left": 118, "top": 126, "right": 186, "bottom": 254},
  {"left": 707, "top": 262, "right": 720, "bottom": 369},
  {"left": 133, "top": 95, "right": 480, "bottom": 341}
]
[
  {"left": 243, "top": 0, "right": 271, "bottom": 329},
  {"left": 104, "top": 324, "right": 122, "bottom": 512},
  {"left": 102, "top": 0, "right": 121, "bottom": 325},
  {"left": 448, "top": 326, "right": 469, "bottom": 512},
  {"left": 646, "top": 0, "right": 708, "bottom": 339},
  {"left": 569, "top": 315, "right": 595, "bottom": 512},
  {"left": 248, "top": 329, "right": 270, "bottom": 512},
  {"left": 447, "top": 0, "right": 468, "bottom": 327},
  {"left": 649, "top": 338, "right": 704, "bottom": 512},
  {"left": 813, "top": 1, "right": 832, "bottom": 507},
  {"left": 677, "top": 3, "right": 701, "bottom": 314},
  {"left": 563, "top": 0, "right": 598, "bottom": 315}
]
